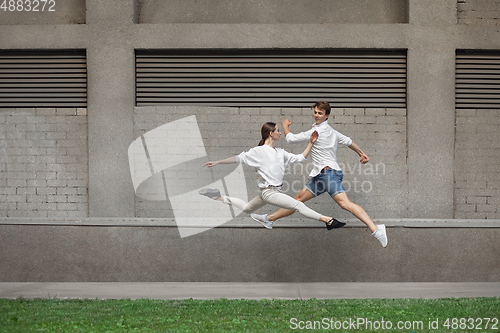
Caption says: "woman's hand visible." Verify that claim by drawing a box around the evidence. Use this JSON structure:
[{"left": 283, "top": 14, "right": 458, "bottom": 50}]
[
  {"left": 302, "top": 131, "right": 319, "bottom": 159},
  {"left": 203, "top": 161, "right": 218, "bottom": 168},
  {"left": 310, "top": 130, "right": 319, "bottom": 143}
]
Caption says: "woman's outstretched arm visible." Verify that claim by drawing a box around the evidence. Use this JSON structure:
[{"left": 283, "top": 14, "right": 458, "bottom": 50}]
[
  {"left": 202, "top": 156, "right": 237, "bottom": 168},
  {"left": 301, "top": 130, "right": 319, "bottom": 159}
]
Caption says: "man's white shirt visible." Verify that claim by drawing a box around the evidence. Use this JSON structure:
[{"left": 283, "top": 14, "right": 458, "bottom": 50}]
[{"left": 285, "top": 120, "right": 352, "bottom": 177}]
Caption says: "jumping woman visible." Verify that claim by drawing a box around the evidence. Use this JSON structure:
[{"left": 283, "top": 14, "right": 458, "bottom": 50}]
[{"left": 199, "top": 122, "right": 344, "bottom": 230}]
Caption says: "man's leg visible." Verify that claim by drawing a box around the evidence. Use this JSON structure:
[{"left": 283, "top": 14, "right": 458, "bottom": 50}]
[
  {"left": 332, "top": 192, "right": 378, "bottom": 233},
  {"left": 266, "top": 188, "right": 315, "bottom": 222}
]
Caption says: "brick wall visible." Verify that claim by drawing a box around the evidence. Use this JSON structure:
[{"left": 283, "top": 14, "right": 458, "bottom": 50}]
[
  {"left": 5, "top": 106, "right": 497, "bottom": 220},
  {"left": 455, "top": 109, "right": 500, "bottom": 219},
  {"left": 457, "top": 0, "right": 500, "bottom": 25},
  {"left": 0, "top": 108, "right": 88, "bottom": 217},
  {"left": 330, "top": 107, "right": 407, "bottom": 219},
  {"left": 133, "top": 106, "right": 407, "bottom": 220}
]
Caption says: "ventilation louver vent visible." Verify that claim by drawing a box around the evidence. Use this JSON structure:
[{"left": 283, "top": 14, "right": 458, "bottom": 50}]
[
  {"left": 0, "top": 50, "right": 87, "bottom": 108},
  {"left": 456, "top": 50, "right": 500, "bottom": 109},
  {"left": 136, "top": 49, "right": 406, "bottom": 108}
]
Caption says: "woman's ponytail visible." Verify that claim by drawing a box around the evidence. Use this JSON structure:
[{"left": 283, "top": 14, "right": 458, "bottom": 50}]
[{"left": 258, "top": 122, "right": 276, "bottom": 146}]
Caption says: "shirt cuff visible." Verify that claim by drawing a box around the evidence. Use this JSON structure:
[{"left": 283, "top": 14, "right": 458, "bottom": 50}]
[{"left": 285, "top": 132, "right": 296, "bottom": 142}]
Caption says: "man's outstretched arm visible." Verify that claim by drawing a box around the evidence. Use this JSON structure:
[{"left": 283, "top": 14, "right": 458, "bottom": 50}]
[
  {"left": 348, "top": 142, "right": 369, "bottom": 164},
  {"left": 283, "top": 119, "right": 312, "bottom": 143}
]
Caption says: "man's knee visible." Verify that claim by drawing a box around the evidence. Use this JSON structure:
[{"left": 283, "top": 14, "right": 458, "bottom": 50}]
[
  {"left": 337, "top": 200, "right": 352, "bottom": 211},
  {"left": 295, "top": 189, "right": 311, "bottom": 202}
]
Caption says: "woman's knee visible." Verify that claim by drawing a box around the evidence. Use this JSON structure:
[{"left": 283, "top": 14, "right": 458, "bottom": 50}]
[
  {"left": 243, "top": 207, "right": 254, "bottom": 214},
  {"left": 294, "top": 201, "right": 307, "bottom": 212}
]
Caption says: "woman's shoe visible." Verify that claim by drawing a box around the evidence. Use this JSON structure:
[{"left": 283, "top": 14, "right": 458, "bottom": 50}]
[
  {"left": 326, "top": 218, "right": 346, "bottom": 230},
  {"left": 198, "top": 188, "right": 221, "bottom": 200}
]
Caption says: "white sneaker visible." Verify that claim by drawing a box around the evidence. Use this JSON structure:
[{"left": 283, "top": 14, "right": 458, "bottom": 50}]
[
  {"left": 251, "top": 214, "right": 273, "bottom": 230},
  {"left": 373, "top": 224, "right": 388, "bottom": 247},
  {"left": 198, "top": 188, "right": 221, "bottom": 199}
]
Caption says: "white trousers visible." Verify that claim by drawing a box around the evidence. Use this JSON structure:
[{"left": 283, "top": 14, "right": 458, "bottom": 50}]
[{"left": 223, "top": 187, "right": 322, "bottom": 221}]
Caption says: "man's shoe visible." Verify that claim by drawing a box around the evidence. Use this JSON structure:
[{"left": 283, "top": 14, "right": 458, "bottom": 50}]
[
  {"left": 251, "top": 214, "right": 273, "bottom": 230},
  {"left": 326, "top": 218, "right": 346, "bottom": 230},
  {"left": 373, "top": 224, "right": 388, "bottom": 247},
  {"left": 198, "top": 188, "right": 221, "bottom": 199}
]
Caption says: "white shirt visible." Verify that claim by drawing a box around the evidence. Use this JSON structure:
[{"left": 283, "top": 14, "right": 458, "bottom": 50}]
[
  {"left": 286, "top": 120, "right": 352, "bottom": 177},
  {"left": 236, "top": 145, "right": 306, "bottom": 188}
]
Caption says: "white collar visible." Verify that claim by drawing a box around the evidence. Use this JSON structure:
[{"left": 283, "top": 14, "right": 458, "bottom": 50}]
[
  {"left": 262, "top": 144, "right": 277, "bottom": 151},
  {"left": 312, "top": 120, "right": 329, "bottom": 128}
]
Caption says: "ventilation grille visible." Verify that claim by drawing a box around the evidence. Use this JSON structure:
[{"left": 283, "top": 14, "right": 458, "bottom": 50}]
[
  {"left": 456, "top": 50, "right": 500, "bottom": 109},
  {"left": 0, "top": 50, "right": 87, "bottom": 108},
  {"left": 136, "top": 49, "right": 406, "bottom": 108}
]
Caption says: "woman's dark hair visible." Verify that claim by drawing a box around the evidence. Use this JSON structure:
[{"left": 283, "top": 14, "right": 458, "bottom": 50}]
[{"left": 258, "top": 122, "right": 277, "bottom": 146}]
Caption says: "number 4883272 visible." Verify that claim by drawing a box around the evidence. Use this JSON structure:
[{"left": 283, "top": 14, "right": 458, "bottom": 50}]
[{"left": 1, "top": 0, "right": 56, "bottom": 11}]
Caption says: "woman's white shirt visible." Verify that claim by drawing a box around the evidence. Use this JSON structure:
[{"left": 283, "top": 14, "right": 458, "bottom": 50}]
[{"left": 235, "top": 145, "right": 305, "bottom": 188}]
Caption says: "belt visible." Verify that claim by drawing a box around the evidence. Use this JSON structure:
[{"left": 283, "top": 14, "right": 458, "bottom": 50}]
[
  {"left": 268, "top": 184, "right": 283, "bottom": 188},
  {"left": 320, "top": 166, "right": 332, "bottom": 173}
]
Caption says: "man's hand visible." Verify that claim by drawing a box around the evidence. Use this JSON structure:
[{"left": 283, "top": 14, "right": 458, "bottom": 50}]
[
  {"left": 282, "top": 119, "right": 292, "bottom": 127},
  {"left": 348, "top": 143, "right": 369, "bottom": 164},
  {"left": 282, "top": 119, "right": 292, "bottom": 136}
]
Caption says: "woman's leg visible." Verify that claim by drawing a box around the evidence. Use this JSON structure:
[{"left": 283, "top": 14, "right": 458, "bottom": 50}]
[
  {"left": 261, "top": 189, "right": 331, "bottom": 223},
  {"left": 266, "top": 188, "right": 316, "bottom": 222},
  {"left": 222, "top": 194, "right": 266, "bottom": 214}
]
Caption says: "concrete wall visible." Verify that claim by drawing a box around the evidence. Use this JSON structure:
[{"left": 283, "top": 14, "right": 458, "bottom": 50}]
[
  {"left": 0, "top": 0, "right": 499, "bottom": 282},
  {"left": 0, "top": 225, "right": 499, "bottom": 282},
  {"left": 137, "top": 0, "right": 408, "bottom": 24}
]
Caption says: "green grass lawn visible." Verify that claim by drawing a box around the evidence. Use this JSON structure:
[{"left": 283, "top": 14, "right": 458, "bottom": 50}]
[{"left": 1, "top": 297, "right": 499, "bottom": 332}]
